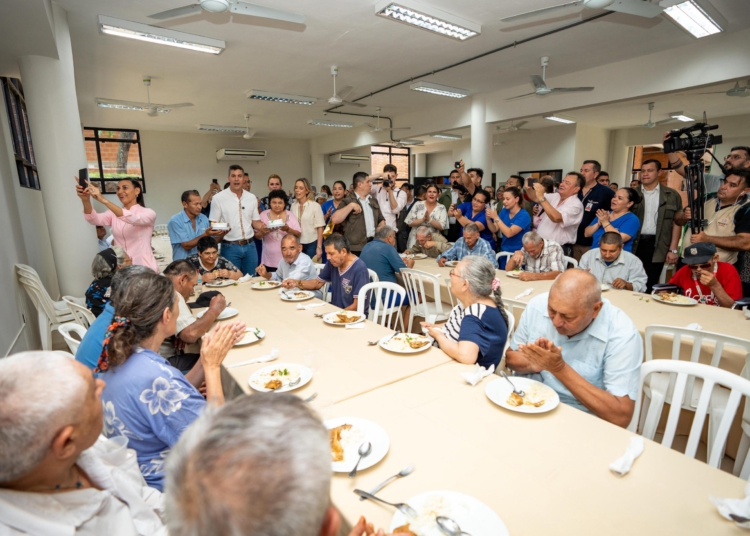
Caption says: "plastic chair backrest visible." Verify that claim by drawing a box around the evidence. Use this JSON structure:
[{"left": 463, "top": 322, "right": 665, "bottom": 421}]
[
  {"left": 18, "top": 273, "right": 61, "bottom": 322},
  {"left": 444, "top": 278, "right": 455, "bottom": 308},
  {"left": 357, "top": 282, "right": 405, "bottom": 329},
  {"left": 496, "top": 252, "right": 512, "bottom": 262},
  {"left": 58, "top": 323, "right": 87, "bottom": 355},
  {"left": 314, "top": 263, "right": 331, "bottom": 303},
  {"left": 563, "top": 255, "right": 578, "bottom": 269},
  {"left": 63, "top": 296, "right": 96, "bottom": 328},
  {"left": 399, "top": 268, "right": 445, "bottom": 317},
  {"left": 368, "top": 269, "right": 379, "bottom": 283}
]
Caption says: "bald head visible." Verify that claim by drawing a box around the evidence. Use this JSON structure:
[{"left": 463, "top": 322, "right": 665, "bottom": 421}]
[
  {"left": 551, "top": 269, "right": 602, "bottom": 307},
  {"left": 547, "top": 270, "right": 603, "bottom": 337}
]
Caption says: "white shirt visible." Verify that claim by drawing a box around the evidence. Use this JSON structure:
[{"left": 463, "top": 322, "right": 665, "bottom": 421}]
[
  {"left": 579, "top": 249, "right": 648, "bottom": 293},
  {"left": 641, "top": 185, "right": 660, "bottom": 235},
  {"left": 450, "top": 190, "right": 459, "bottom": 224},
  {"left": 370, "top": 186, "right": 406, "bottom": 228},
  {"left": 208, "top": 188, "right": 260, "bottom": 241},
  {"left": 534, "top": 193, "right": 584, "bottom": 246},
  {"left": 0, "top": 436, "right": 167, "bottom": 536},
  {"left": 356, "top": 192, "right": 376, "bottom": 238},
  {"left": 271, "top": 252, "right": 322, "bottom": 299}
]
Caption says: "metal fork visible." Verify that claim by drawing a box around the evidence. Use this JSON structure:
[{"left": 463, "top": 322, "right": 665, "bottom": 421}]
[
  {"left": 500, "top": 371, "right": 525, "bottom": 397},
  {"left": 314, "top": 313, "right": 326, "bottom": 318},
  {"left": 367, "top": 340, "right": 380, "bottom": 346},
  {"left": 353, "top": 490, "right": 417, "bottom": 519}
]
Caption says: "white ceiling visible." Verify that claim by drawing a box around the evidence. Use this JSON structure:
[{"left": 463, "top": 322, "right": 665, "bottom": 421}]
[{"left": 47, "top": 0, "right": 750, "bottom": 138}]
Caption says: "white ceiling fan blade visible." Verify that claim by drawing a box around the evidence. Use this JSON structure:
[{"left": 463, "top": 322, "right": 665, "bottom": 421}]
[
  {"left": 550, "top": 86, "right": 595, "bottom": 92},
  {"left": 341, "top": 100, "right": 367, "bottom": 108},
  {"left": 505, "top": 91, "right": 538, "bottom": 101},
  {"left": 530, "top": 75, "right": 548, "bottom": 90},
  {"left": 514, "top": 121, "right": 529, "bottom": 129},
  {"left": 230, "top": 1, "right": 306, "bottom": 24},
  {"left": 336, "top": 85, "right": 355, "bottom": 101},
  {"left": 605, "top": 0, "right": 663, "bottom": 18},
  {"left": 655, "top": 117, "right": 676, "bottom": 125},
  {"left": 364, "top": 123, "right": 377, "bottom": 129},
  {"left": 148, "top": 4, "right": 203, "bottom": 20},
  {"left": 500, "top": 0, "right": 583, "bottom": 22},
  {"left": 160, "top": 103, "right": 194, "bottom": 109}
]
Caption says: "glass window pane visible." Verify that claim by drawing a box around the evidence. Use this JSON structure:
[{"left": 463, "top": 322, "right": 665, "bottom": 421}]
[
  {"left": 85, "top": 139, "right": 101, "bottom": 178},
  {"left": 9, "top": 93, "right": 26, "bottom": 161},
  {"left": 16, "top": 161, "right": 28, "bottom": 187},
  {"left": 31, "top": 168, "right": 39, "bottom": 189},
  {"left": 103, "top": 181, "right": 118, "bottom": 193},
  {"left": 100, "top": 141, "right": 142, "bottom": 179},
  {"left": 84, "top": 129, "right": 95, "bottom": 138},
  {"left": 371, "top": 152, "right": 391, "bottom": 177},
  {"left": 20, "top": 106, "right": 35, "bottom": 165},
  {"left": 391, "top": 147, "right": 409, "bottom": 155},
  {"left": 98, "top": 130, "right": 138, "bottom": 141},
  {"left": 391, "top": 155, "right": 409, "bottom": 179}
]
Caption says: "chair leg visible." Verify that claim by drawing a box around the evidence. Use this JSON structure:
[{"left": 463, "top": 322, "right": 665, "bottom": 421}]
[
  {"left": 407, "top": 310, "right": 414, "bottom": 334},
  {"left": 38, "top": 311, "right": 51, "bottom": 351},
  {"left": 734, "top": 432, "right": 750, "bottom": 477},
  {"left": 642, "top": 389, "right": 666, "bottom": 440}
]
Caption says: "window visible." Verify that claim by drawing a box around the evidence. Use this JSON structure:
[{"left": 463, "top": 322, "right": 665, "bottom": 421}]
[
  {"left": 1, "top": 78, "right": 40, "bottom": 190},
  {"left": 84, "top": 128, "right": 146, "bottom": 193},
  {"left": 371, "top": 145, "right": 410, "bottom": 180}
]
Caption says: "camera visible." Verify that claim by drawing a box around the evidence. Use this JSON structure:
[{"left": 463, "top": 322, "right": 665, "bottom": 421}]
[
  {"left": 663, "top": 122, "right": 722, "bottom": 156},
  {"left": 383, "top": 179, "right": 393, "bottom": 188},
  {"left": 454, "top": 161, "right": 461, "bottom": 169}
]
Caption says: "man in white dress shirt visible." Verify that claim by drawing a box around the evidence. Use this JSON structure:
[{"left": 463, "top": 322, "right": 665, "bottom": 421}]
[
  {"left": 525, "top": 172, "right": 585, "bottom": 257},
  {"left": 209, "top": 165, "right": 266, "bottom": 275},
  {"left": 257, "top": 234, "right": 322, "bottom": 299},
  {"left": 371, "top": 163, "right": 407, "bottom": 228},
  {"left": 579, "top": 232, "right": 648, "bottom": 292}
]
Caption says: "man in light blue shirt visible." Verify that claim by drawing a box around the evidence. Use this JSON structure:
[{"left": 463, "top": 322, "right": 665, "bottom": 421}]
[
  {"left": 256, "top": 234, "right": 322, "bottom": 299},
  {"left": 437, "top": 223, "right": 498, "bottom": 268},
  {"left": 168, "top": 190, "right": 220, "bottom": 260},
  {"left": 506, "top": 269, "right": 642, "bottom": 427},
  {"left": 579, "top": 232, "right": 648, "bottom": 292}
]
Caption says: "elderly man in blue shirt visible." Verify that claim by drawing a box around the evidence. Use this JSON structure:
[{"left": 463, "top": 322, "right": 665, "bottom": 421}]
[
  {"left": 437, "top": 222, "right": 498, "bottom": 268},
  {"left": 168, "top": 190, "right": 225, "bottom": 260},
  {"left": 257, "top": 234, "right": 323, "bottom": 299},
  {"left": 506, "top": 269, "right": 643, "bottom": 427}
]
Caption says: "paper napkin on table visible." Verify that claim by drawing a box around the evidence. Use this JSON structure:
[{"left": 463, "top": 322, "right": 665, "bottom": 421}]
[
  {"left": 226, "top": 348, "right": 279, "bottom": 369},
  {"left": 685, "top": 323, "right": 703, "bottom": 331},
  {"left": 514, "top": 288, "right": 534, "bottom": 300},
  {"left": 345, "top": 323, "right": 365, "bottom": 330},
  {"left": 710, "top": 481, "right": 750, "bottom": 529},
  {"left": 297, "top": 302, "right": 326, "bottom": 310},
  {"left": 609, "top": 436, "right": 644, "bottom": 477},
  {"left": 238, "top": 274, "right": 253, "bottom": 283},
  {"left": 460, "top": 364, "right": 495, "bottom": 386}
]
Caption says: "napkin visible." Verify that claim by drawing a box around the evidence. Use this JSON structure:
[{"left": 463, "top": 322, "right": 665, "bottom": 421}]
[
  {"left": 514, "top": 288, "right": 534, "bottom": 300},
  {"left": 297, "top": 302, "right": 326, "bottom": 310},
  {"left": 609, "top": 436, "right": 644, "bottom": 477},
  {"left": 460, "top": 364, "right": 495, "bottom": 386},
  {"left": 685, "top": 323, "right": 703, "bottom": 331},
  {"left": 345, "top": 323, "right": 365, "bottom": 330},
  {"left": 710, "top": 480, "right": 750, "bottom": 529},
  {"left": 238, "top": 274, "right": 253, "bottom": 283},
  {"left": 226, "top": 348, "right": 279, "bottom": 369}
]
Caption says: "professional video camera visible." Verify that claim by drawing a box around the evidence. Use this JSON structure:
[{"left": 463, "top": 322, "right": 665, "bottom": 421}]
[{"left": 663, "top": 122, "right": 723, "bottom": 234}]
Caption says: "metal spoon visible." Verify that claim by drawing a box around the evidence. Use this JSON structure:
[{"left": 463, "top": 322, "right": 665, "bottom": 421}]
[
  {"left": 360, "top": 463, "right": 415, "bottom": 500},
  {"left": 353, "top": 489, "right": 418, "bottom": 519},
  {"left": 348, "top": 442, "right": 372, "bottom": 478},
  {"left": 367, "top": 340, "right": 380, "bottom": 346},
  {"left": 275, "top": 377, "right": 301, "bottom": 392},
  {"left": 314, "top": 313, "right": 326, "bottom": 318},
  {"left": 303, "top": 392, "right": 318, "bottom": 403},
  {"left": 500, "top": 371, "right": 525, "bottom": 397},
  {"left": 437, "top": 516, "right": 472, "bottom": 536}
]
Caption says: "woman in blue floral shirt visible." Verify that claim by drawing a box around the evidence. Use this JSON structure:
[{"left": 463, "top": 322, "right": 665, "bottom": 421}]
[{"left": 98, "top": 272, "right": 245, "bottom": 490}]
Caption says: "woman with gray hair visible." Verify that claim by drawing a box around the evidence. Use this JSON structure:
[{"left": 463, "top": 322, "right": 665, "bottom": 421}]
[
  {"left": 85, "top": 245, "right": 130, "bottom": 317},
  {"left": 422, "top": 256, "right": 509, "bottom": 369}
]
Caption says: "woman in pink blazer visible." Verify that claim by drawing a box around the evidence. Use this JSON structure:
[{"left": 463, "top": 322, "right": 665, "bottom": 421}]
[{"left": 76, "top": 178, "right": 158, "bottom": 271}]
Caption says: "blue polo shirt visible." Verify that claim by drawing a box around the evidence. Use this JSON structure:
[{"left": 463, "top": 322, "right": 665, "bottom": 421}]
[
  {"left": 589, "top": 211, "right": 641, "bottom": 252},
  {"left": 576, "top": 183, "right": 614, "bottom": 247},
  {"left": 457, "top": 202, "right": 495, "bottom": 249},
  {"left": 359, "top": 239, "right": 406, "bottom": 285},
  {"left": 76, "top": 302, "right": 114, "bottom": 370},
  {"left": 318, "top": 257, "right": 370, "bottom": 316},
  {"left": 168, "top": 210, "right": 210, "bottom": 260}
]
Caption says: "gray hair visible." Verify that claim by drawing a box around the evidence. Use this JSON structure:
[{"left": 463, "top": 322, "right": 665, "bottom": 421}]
[
  {"left": 165, "top": 395, "right": 331, "bottom": 536},
  {"left": 0, "top": 352, "right": 87, "bottom": 482},
  {"left": 600, "top": 231, "right": 623, "bottom": 247},
  {"left": 374, "top": 225, "right": 395, "bottom": 240},
  {"left": 281, "top": 233, "right": 300, "bottom": 246},
  {"left": 416, "top": 225, "right": 433, "bottom": 238},
  {"left": 164, "top": 259, "right": 197, "bottom": 278},
  {"left": 457, "top": 256, "right": 509, "bottom": 329},
  {"left": 522, "top": 231, "right": 543, "bottom": 246},
  {"left": 463, "top": 222, "right": 479, "bottom": 235},
  {"left": 110, "top": 264, "right": 154, "bottom": 294}
]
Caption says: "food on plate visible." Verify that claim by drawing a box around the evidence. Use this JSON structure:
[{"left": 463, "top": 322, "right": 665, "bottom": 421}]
[
  {"left": 293, "top": 292, "right": 309, "bottom": 298},
  {"left": 655, "top": 291, "right": 694, "bottom": 304},
  {"left": 393, "top": 525, "right": 416, "bottom": 535},
  {"left": 507, "top": 384, "right": 550, "bottom": 408},
  {"left": 445, "top": 260, "right": 458, "bottom": 267},
  {"left": 329, "top": 424, "right": 352, "bottom": 462},
  {"left": 507, "top": 392, "right": 524, "bottom": 407},
  {"left": 332, "top": 312, "right": 361, "bottom": 324},
  {"left": 384, "top": 333, "right": 431, "bottom": 351},
  {"left": 264, "top": 379, "right": 283, "bottom": 390},
  {"left": 252, "top": 367, "right": 300, "bottom": 391},
  {"left": 256, "top": 280, "right": 280, "bottom": 287}
]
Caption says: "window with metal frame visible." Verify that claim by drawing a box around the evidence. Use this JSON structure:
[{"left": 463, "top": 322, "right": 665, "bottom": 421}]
[
  {"left": 371, "top": 145, "right": 410, "bottom": 180},
  {"left": 1, "top": 78, "right": 40, "bottom": 190},
  {"left": 83, "top": 127, "right": 146, "bottom": 194}
]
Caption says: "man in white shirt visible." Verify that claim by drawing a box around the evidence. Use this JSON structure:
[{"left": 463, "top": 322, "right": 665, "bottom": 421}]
[
  {"left": 209, "top": 165, "right": 266, "bottom": 275},
  {"left": 0, "top": 352, "right": 167, "bottom": 536},
  {"left": 526, "top": 172, "right": 585, "bottom": 256},
  {"left": 371, "top": 163, "right": 407, "bottom": 228},
  {"left": 256, "top": 234, "right": 322, "bottom": 299},
  {"left": 579, "top": 232, "right": 648, "bottom": 292}
]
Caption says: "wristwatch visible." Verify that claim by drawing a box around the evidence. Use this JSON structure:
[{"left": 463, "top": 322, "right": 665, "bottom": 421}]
[
  {"left": 540, "top": 196, "right": 547, "bottom": 203},
  {"left": 670, "top": 249, "right": 678, "bottom": 254}
]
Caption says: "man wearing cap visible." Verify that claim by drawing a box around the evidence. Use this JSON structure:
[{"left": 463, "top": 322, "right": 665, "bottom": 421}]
[{"left": 668, "top": 242, "right": 742, "bottom": 308}]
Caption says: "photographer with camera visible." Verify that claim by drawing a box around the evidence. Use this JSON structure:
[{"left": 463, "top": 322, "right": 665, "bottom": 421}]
[
  {"left": 370, "top": 163, "right": 407, "bottom": 229},
  {"left": 456, "top": 159, "right": 483, "bottom": 199}
]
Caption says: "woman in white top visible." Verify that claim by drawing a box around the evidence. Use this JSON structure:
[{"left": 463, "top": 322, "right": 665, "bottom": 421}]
[
  {"left": 404, "top": 183, "right": 449, "bottom": 249},
  {"left": 291, "top": 178, "right": 326, "bottom": 260}
]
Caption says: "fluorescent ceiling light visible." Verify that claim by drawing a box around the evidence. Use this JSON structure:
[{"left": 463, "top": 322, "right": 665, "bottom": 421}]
[
  {"left": 543, "top": 114, "right": 575, "bottom": 124},
  {"left": 247, "top": 90, "right": 316, "bottom": 105},
  {"left": 198, "top": 124, "right": 247, "bottom": 133},
  {"left": 669, "top": 112, "right": 695, "bottom": 122},
  {"left": 664, "top": 1, "right": 722, "bottom": 38},
  {"left": 96, "top": 100, "right": 169, "bottom": 113},
  {"left": 307, "top": 119, "right": 354, "bottom": 128},
  {"left": 375, "top": 0, "right": 480, "bottom": 41},
  {"left": 431, "top": 133, "right": 462, "bottom": 140},
  {"left": 410, "top": 81, "right": 469, "bottom": 99},
  {"left": 98, "top": 16, "right": 225, "bottom": 54}
]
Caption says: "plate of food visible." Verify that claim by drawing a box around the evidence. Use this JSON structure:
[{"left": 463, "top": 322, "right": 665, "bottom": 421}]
[
  {"left": 234, "top": 327, "right": 264, "bottom": 346},
  {"left": 389, "top": 490, "right": 508, "bottom": 536},
  {"left": 251, "top": 280, "right": 281, "bottom": 290},
  {"left": 444, "top": 260, "right": 458, "bottom": 267},
  {"left": 652, "top": 291, "right": 698, "bottom": 306},
  {"left": 325, "top": 417, "right": 389, "bottom": 473},
  {"left": 204, "top": 279, "right": 236, "bottom": 288},
  {"left": 197, "top": 307, "right": 238, "bottom": 320},
  {"left": 506, "top": 269, "right": 523, "bottom": 279},
  {"left": 411, "top": 253, "right": 428, "bottom": 260},
  {"left": 485, "top": 376, "right": 559, "bottom": 414},
  {"left": 601, "top": 284, "right": 611, "bottom": 291},
  {"left": 248, "top": 363, "right": 312, "bottom": 393},
  {"left": 280, "top": 290, "right": 315, "bottom": 302},
  {"left": 322, "top": 311, "right": 365, "bottom": 326},
  {"left": 211, "top": 222, "right": 229, "bottom": 230},
  {"left": 154, "top": 253, "right": 165, "bottom": 260},
  {"left": 379, "top": 333, "right": 432, "bottom": 354}
]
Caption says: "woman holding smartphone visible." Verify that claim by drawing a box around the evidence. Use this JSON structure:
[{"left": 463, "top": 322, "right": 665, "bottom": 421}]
[{"left": 76, "top": 177, "right": 158, "bottom": 271}]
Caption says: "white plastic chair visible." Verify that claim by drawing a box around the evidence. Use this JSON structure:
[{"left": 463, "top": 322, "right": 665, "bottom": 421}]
[
  {"left": 502, "top": 304, "right": 515, "bottom": 356},
  {"left": 314, "top": 263, "right": 331, "bottom": 303},
  {"left": 502, "top": 297, "right": 527, "bottom": 322},
  {"left": 368, "top": 269, "right": 379, "bottom": 282},
  {"left": 399, "top": 268, "right": 450, "bottom": 333},
  {"left": 563, "top": 255, "right": 578, "bottom": 269},
  {"left": 16, "top": 264, "right": 75, "bottom": 351},
  {"left": 629, "top": 359, "right": 750, "bottom": 471},
  {"left": 444, "top": 278, "right": 455, "bottom": 308},
  {"left": 63, "top": 296, "right": 96, "bottom": 328},
  {"left": 357, "top": 282, "right": 406, "bottom": 331},
  {"left": 154, "top": 223, "right": 168, "bottom": 234},
  {"left": 58, "top": 323, "right": 87, "bottom": 355},
  {"left": 496, "top": 251, "right": 512, "bottom": 269}
]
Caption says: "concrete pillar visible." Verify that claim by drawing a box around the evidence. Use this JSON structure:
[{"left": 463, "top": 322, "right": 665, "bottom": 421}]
[
  {"left": 309, "top": 139, "right": 326, "bottom": 188},
  {"left": 414, "top": 153, "right": 427, "bottom": 178},
  {"left": 19, "top": 2, "right": 97, "bottom": 295},
  {"left": 470, "top": 95, "right": 493, "bottom": 186}
]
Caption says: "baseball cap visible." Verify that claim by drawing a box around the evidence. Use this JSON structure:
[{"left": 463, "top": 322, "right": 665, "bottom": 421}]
[{"left": 682, "top": 242, "right": 716, "bottom": 265}]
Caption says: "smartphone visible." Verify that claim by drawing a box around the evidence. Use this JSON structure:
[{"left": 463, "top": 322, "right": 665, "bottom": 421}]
[
  {"left": 527, "top": 178, "right": 538, "bottom": 187},
  {"left": 454, "top": 161, "right": 461, "bottom": 169},
  {"left": 78, "top": 168, "right": 89, "bottom": 189},
  {"left": 212, "top": 178, "right": 218, "bottom": 184}
]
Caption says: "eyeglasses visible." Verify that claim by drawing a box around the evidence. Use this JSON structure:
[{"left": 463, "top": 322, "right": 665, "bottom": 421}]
[
  {"left": 449, "top": 269, "right": 464, "bottom": 279},
  {"left": 688, "top": 262, "right": 713, "bottom": 271}
]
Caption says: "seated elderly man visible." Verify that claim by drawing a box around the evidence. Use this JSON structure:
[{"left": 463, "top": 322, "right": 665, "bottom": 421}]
[
  {"left": 506, "top": 270, "right": 643, "bottom": 427},
  {"left": 668, "top": 242, "right": 742, "bottom": 307},
  {"left": 505, "top": 231, "right": 565, "bottom": 282},
  {"left": 0, "top": 351, "right": 166, "bottom": 535},
  {"left": 257, "top": 234, "right": 322, "bottom": 299},
  {"left": 579, "top": 232, "right": 648, "bottom": 292},
  {"left": 165, "top": 395, "right": 389, "bottom": 536},
  {"left": 437, "top": 222, "right": 497, "bottom": 268},
  {"left": 360, "top": 226, "right": 414, "bottom": 283},
  {"left": 404, "top": 225, "right": 451, "bottom": 258},
  {"left": 188, "top": 236, "right": 242, "bottom": 281}
]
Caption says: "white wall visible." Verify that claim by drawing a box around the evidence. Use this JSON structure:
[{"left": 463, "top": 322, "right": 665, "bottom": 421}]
[
  {"left": 322, "top": 146, "right": 371, "bottom": 187},
  {"left": 574, "top": 124, "right": 611, "bottom": 173}
]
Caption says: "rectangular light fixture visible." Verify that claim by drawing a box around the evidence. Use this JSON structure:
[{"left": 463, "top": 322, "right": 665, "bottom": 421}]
[
  {"left": 307, "top": 119, "right": 354, "bottom": 128},
  {"left": 431, "top": 133, "right": 462, "bottom": 140},
  {"left": 247, "top": 90, "right": 316, "bottom": 105},
  {"left": 669, "top": 112, "right": 695, "bottom": 122},
  {"left": 664, "top": 1, "right": 722, "bottom": 38},
  {"left": 375, "top": 0, "right": 480, "bottom": 41},
  {"left": 96, "top": 99, "right": 169, "bottom": 113},
  {"left": 410, "top": 81, "right": 469, "bottom": 99},
  {"left": 198, "top": 124, "right": 247, "bottom": 133},
  {"left": 543, "top": 114, "right": 575, "bottom": 124},
  {"left": 98, "top": 16, "right": 225, "bottom": 54}
]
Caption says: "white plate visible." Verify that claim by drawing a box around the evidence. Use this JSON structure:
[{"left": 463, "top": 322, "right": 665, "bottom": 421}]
[
  {"left": 197, "top": 307, "right": 238, "bottom": 320},
  {"left": 154, "top": 254, "right": 165, "bottom": 260},
  {"left": 484, "top": 377, "right": 560, "bottom": 414},
  {"left": 601, "top": 284, "right": 611, "bottom": 291},
  {"left": 651, "top": 292, "right": 699, "bottom": 306},
  {"left": 506, "top": 270, "right": 522, "bottom": 278},
  {"left": 325, "top": 417, "right": 390, "bottom": 473},
  {"left": 248, "top": 363, "right": 312, "bottom": 393},
  {"left": 211, "top": 223, "right": 229, "bottom": 230},
  {"left": 251, "top": 280, "right": 282, "bottom": 290},
  {"left": 390, "top": 490, "right": 508, "bottom": 536},
  {"left": 234, "top": 327, "right": 265, "bottom": 346},
  {"left": 379, "top": 333, "right": 432, "bottom": 354},
  {"left": 204, "top": 279, "right": 236, "bottom": 288},
  {"left": 322, "top": 311, "right": 365, "bottom": 326},
  {"left": 444, "top": 260, "right": 458, "bottom": 267},
  {"left": 280, "top": 290, "right": 315, "bottom": 302}
]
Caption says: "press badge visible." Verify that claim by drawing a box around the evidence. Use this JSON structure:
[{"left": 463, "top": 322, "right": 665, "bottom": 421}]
[
  {"left": 718, "top": 217, "right": 728, "bottom": 228},
  {"left": 585, "top": 201, "right": 594, "bottom": 212}
]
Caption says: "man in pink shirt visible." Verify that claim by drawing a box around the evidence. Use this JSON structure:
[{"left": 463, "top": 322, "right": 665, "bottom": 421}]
[{"left": 526, "top": 172, "right": 585, "bottom": 257}]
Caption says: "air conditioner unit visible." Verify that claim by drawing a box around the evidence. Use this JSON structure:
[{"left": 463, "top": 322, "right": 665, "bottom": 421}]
[
  {"left": 328, "top": 153, "right": 370, "bottom": 165},
  {"left": 216, "top": 148, "right": 267, "bottom": 161}
]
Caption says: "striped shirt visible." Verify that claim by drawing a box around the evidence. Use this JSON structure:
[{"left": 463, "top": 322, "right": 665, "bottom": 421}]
[{"left": 522, "top": 239, "right": 565, "bottom": 273}]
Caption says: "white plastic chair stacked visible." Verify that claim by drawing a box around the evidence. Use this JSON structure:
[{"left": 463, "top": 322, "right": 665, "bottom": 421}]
[
  {"left": 313, "top": 263, "right": 331, "bottom": 303},
  {"left": 15, "top": 264, "right": 75, "bottom": 351},
  {"left": 496, "top": 251, "right": 512, "bottom": 270},
  {"left": 356, "top": 282, "right": 405, "bottom": 332},
  {"left": 63, "top": 296, "right": 96, "bottom": 328},
  {"left": 563, "top": 255, "right": 578, "bottom": 269},
  {"left": 58, "top": 323, "right": 87, "bottom": 356},
  {"left": 399, "top": 268, "right": 450, "bottom": 333}
]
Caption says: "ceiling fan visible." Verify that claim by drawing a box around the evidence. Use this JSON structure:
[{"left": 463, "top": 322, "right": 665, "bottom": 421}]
[
  {"left": 640, "top": 102, "right": 676, "bottom": 128},
  {"left": 148, "top": 0, "right": 305, "bottom": 24},
  {"left": 500, "top": 0, "right": 663, "bottom": 23},
  {"left": 383, "top": 139, "right": 424, "bottom": 148},
  {"left": 96, "top": 76, "right": 192, "bottom": 116},
  {"left": 506, "top": 56, "right": 594, "bottom": 100},
  {"left": 365, "top": 107, "right": 411, "bottom": 133},
  {"left": 496, "top": 120, "right": 532, "bottom": 134},
  {"left": 322, "top": 66, "right": 366, "bottom": 108},
  {"left": 241, "top": 114, "right": 256, "bottom": 139},
  {"left": 697, "top": 80, "right": 750, "bottom": 98}
]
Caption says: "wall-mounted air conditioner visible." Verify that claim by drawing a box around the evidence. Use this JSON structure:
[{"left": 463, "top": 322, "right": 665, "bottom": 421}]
[
  {"left": 216, "top": 148, "right": 267, "bottom": 161},
  {"left": 328, "top": 153, "right": 370, "bottom": 165}
]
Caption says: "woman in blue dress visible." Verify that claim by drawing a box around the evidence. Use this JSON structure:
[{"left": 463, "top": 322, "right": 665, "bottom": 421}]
[
  {"left": 451, "top": 189, "right": 495, "bottom": 249},
  {"left": 584, "top": 187, "right": 642, "bottom": 252},
  {"left": 486, "top": 187, "right": 532, "bottom": 269}
]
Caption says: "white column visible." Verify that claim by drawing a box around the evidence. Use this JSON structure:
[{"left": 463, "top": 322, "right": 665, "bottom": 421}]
[
  {"left": 470, "top": 95, "right": 493, "bottom": 186},
  {"left": 414, "top": 153, "right": 427, "bottom": 178},
  {"left": 19, "top": 2, "right": 97, "bottom": 295},
  {"left": 309, "top": 139, "right": 326, "bottom": 189}
]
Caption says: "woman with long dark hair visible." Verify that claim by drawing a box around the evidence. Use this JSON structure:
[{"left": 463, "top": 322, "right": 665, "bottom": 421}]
[
  {"left": 486, "top": 186, "right": 532, "bottom": 267},
  {"left": 584, "top": 187, "right": 642, "bottom": 252}
]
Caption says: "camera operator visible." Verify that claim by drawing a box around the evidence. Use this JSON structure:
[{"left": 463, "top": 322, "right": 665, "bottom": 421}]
[
  {"left": 457, "top": 159, "right": 483, "bottom": 198},
  {"left": 371, "top": 163, "right": 407, "bottom": 229}
]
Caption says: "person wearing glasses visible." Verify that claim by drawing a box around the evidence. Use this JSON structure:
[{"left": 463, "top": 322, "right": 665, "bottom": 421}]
[
  {"left": 449, "top": 189, "right": 495, "bottom": 249},
  {"left": 668, "top": 242, "right": 742, "bottom": 307},
  {"left": 187, "top": 236, "right": 242, "bottom": 281},
  {"left": 666, "top": 139, "right": 750, "bottom": 195}
]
